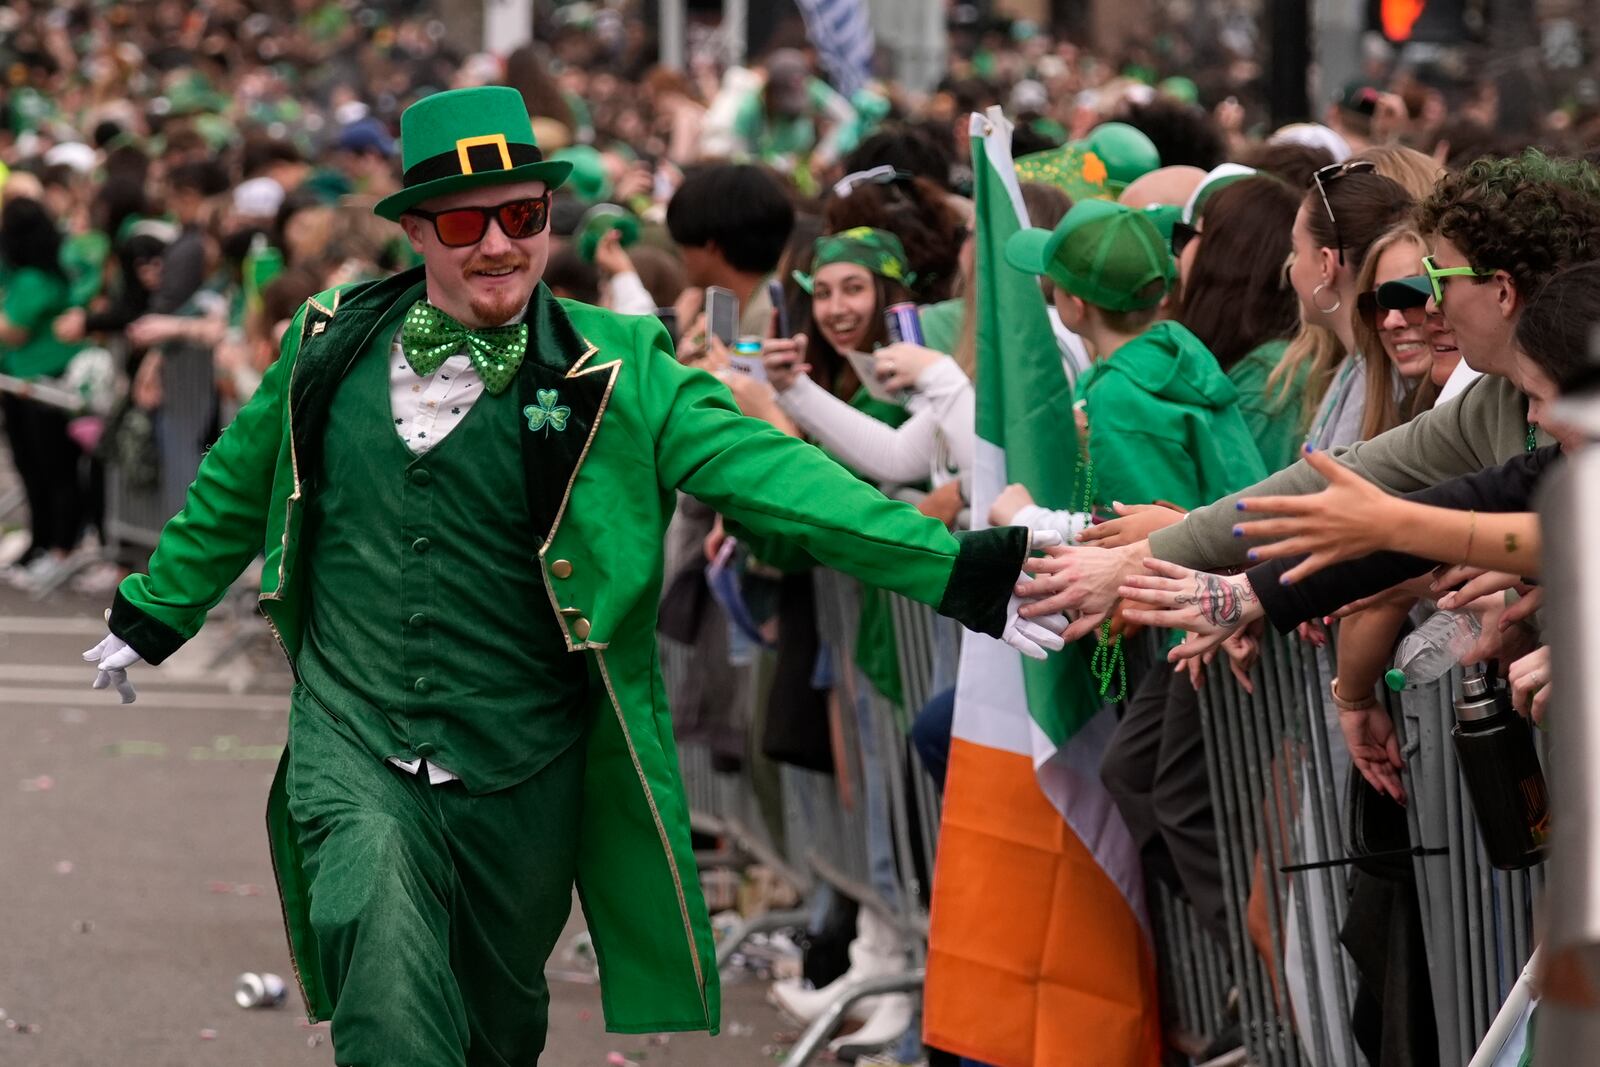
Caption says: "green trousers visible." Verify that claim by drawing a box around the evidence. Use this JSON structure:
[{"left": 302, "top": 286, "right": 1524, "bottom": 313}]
[{"left": 285, "top": 692, "right": 584, "bottom": 1067}]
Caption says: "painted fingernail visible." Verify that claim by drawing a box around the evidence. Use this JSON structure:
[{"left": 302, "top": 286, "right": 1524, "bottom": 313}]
[
  {"left": 1235, "top": 501, "right": 1247, "bottom": 511},
  {"left": 1247, "top": 550, "right": 1258, "bottom": 562},
  {"left": 1280, "top": 576, "right": 1291, "bottom": 585},
  {"left": 1304, "top": 443, "right": 1314, "bottom": 454},
  {"left": 1232, "top": 526, "right": 1243, "bottom": 537}
]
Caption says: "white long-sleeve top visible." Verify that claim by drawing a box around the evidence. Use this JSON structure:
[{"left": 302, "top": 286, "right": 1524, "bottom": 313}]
[{"left": 775, "top": 355, "right": 975, "bottom": 497}]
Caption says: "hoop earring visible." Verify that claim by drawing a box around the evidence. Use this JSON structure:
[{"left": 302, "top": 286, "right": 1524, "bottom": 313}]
[{"left": 1312, "top": 282, "right": 1342, "bottom": 315}]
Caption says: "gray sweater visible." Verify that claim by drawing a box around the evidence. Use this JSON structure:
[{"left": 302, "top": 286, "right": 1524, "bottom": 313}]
[{"left": 1150, "top": 372, "right": 1533, "bottom": 570}]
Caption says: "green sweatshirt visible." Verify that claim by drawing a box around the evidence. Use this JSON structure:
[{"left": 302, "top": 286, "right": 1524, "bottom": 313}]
[
  {"left": 1077, "top": 320, "right": 1268, "bottom": 512},
  {"left": 1150, "top": 372, "right": 1535, "bottom": 569},
  {"left": 1226, "top": 339, "right": 1311, "bottom": 473}
]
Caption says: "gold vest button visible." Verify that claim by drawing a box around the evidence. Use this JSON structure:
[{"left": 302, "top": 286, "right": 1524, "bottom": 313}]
[
  {"left": 572, "top": 617, "right": 591, "bottom": 640},
  {"left": 551, "top": 559, "right": 573, "bottom": 579}
]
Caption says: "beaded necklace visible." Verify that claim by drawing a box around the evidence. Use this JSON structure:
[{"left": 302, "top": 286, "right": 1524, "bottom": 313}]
[{"left": 1074, "top": 449, "right": 1127, "bottom": 702}]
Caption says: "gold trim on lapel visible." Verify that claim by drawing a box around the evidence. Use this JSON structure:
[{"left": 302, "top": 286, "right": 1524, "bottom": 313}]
[{"left": 537, "top": 336, "right": 620, "bottom": 652}]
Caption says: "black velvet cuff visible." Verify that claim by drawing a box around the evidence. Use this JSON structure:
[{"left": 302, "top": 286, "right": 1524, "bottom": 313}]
[
  {"left": 108, "top": 589, "right": 188, "bottom": 666},
  {"left": 938, "top": 526, "right": 1029, "bottom": 638}
]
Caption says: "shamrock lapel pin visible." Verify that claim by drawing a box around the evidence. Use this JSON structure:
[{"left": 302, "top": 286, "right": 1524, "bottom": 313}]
[{"left": 524, "top": 389, "right": 572, "bottom": 435}]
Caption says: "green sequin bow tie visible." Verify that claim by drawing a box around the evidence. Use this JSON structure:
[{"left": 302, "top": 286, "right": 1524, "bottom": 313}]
[{"left": 399, "top": 301, "right": 529, "bottom": 395}]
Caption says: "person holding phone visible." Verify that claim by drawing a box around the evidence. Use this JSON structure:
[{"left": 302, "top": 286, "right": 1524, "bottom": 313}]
[
  {"left": 76, "top": 86, "right": 1071, "bottom": 1067},
  {"left": 763, "top": 227, "right": 976, "bottom": 516}
]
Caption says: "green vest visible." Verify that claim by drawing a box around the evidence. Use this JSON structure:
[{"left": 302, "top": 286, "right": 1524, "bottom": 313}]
[{"left": 296, "top": 306, "right": 588, "bottom": 793}]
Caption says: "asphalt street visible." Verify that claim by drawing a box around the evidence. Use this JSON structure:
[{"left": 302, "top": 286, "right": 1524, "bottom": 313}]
[{"left": 0, "top": 581, "right": 793, "bottom": 1067}]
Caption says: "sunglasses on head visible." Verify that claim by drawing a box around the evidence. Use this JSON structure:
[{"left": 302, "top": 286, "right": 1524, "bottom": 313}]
[
  {"left": 405, "top": 193, "right": 551, "bottom": 247},
  {"left": 1310, "top": 159, "right": 1378, "bottom": 266},
  {"left": 1171, "top": 220, "right": 1201, "bottom": 259}
]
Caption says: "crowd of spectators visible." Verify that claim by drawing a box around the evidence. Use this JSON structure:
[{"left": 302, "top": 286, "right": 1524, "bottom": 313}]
[{"left": 1, "top": 1, "right": 1593, "bottom": 1064}]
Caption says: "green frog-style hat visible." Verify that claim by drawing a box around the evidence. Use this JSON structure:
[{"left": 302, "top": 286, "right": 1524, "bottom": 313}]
[{"left": 374, "top": 86, "right": 572, "bottom": 221}]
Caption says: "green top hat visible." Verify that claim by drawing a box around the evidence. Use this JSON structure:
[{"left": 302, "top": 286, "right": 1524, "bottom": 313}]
[
  {"left": 1005, "top": 200, "right": 1173, "bottom": 313},
  {"left": 374, "top": 86, "right": 572, "bottom": 221}
]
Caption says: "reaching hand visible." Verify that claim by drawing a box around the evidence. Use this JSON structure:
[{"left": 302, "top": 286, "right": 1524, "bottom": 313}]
[
  {"left": 1341, "top": 704, "right": 1407, "bottom": 804},
  {"left": 1115, "top": 558, "right": 1263, "bottom": 663},
  {"left": 1437, "top": 569, "right": 1526, "bottom": 611},
  {"left": 83, "top": 632, "right": 140, "bottom": 703},
  {"left": 593, "top": 229, "right": 635, "bottom": 277},
  {"left": 1014, "top": 542, "right": 1145, "bottom": 642},
  {"left": 1508, "top": 646, "right": 1551, "bottom": 725},
  {"left": 999, "top": 530, "right": 1071, "bottom": 658},
  {"left": 1074, "top": 501, "right": 1184, "bottom": 547},
  {"left": 1232, "top": 450, "right": 1393, "bottom": 583}
]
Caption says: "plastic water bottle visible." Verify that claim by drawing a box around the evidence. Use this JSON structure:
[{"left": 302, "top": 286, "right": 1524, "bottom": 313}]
[{"left": 1384, "top": 609, "right": 1481, "bottom": 690}]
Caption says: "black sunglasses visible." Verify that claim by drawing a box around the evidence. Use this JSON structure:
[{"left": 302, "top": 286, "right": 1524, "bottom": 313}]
[
  {"left": 405, "top": 193, "right": 551, "bottom": 247},
  {"left": 1310, "top": 160, "right": 1378, "bottom": 266},
  {"left": 1171, "top": 220, "right": 1201, "bottom": 259}
]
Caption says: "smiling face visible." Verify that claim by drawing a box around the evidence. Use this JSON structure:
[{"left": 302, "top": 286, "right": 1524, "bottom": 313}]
[
  {"left": 1429, "top": 236, "right": 1517, "bottom": 376},
  {"left": 400, "top": 179, "right": 550, "bottom": 328},
  {"left": 811, "top": 262, "right": 878, "bottom": 353},
  {"left": 1371, "top": 242, "right": 1432, "bottom": 381}
]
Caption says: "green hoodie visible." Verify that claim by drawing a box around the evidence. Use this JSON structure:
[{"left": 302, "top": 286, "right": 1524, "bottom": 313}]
[{"left": 1076, "top": 320, "right": 1267, "bottom": 511}]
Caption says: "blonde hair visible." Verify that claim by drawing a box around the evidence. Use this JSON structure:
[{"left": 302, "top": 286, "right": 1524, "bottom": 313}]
[
  {"left": 1268, "top": 321, "right": 1343, "bottom": 428},
  {"left": 1356, "top": 144, "right": 1446, "bottom": 201},
  {"left": 1352, "top": 223, "right": 1441, "bottom": 440}
]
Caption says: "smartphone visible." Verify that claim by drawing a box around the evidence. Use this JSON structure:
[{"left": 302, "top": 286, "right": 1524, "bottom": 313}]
[
  {"left": 706, "top": 286, "right": 739, "bottom": 347},
  {"left": 767, "top": 279, "right": 789, "bottom": 338}
]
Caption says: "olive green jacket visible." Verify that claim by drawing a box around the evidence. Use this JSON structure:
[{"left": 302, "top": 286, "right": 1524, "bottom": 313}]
[{"left": 108, "top": 267, "right": 1026, "bottom": 1034}]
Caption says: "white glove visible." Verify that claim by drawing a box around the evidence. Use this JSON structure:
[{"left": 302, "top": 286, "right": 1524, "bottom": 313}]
[
  {"left": 998, "top": 529, "right": 1070, "bottom": 659},
  {"left": 83, "top": 632, "right": 141, "bottom": 703}
]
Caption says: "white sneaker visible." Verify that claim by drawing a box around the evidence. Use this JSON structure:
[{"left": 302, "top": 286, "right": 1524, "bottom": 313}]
[
  {"left": 0, "top": 529, "right": 31, "bottom": 567},
  {"left": 767, "top": 909, "right": 908, "bottom": 1024},
  {"left": 828, "top": 991, "right": 915, "bottom": 1057},
  {"left": 10, "top": 553, "right": 64, "bottom": 592}
]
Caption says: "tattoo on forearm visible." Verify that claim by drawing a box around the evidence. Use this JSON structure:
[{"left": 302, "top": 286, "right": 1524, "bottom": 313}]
[
  {"left": 1175, "top": 574, "right": 1257, "bottom": 626},
  {"left": 1505, "top": 532, "right": 1519, "bottom": 553}
]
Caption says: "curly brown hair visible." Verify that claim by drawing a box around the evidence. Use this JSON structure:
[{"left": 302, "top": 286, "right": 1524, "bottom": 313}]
[
  {"left": 1416, "top": 150, "right": 1600, "bottom": 300},
  {"left": 823, "top": 176, "right": 964, "bottom": 302}
]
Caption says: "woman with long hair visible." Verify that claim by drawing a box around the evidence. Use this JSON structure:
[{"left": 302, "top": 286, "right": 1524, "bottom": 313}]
[
  {"left": 1282, "top": 165, "right": 1413, "bottom": 448},
  {"left": 1174, "top": 175, "right": 1307, "bottom": 471},
  {"left": 0, "top": 196, "right": 87, "bottom": 585},
  {"left": 1350, "top": 224, "right": 1461, "bottom": 441}
]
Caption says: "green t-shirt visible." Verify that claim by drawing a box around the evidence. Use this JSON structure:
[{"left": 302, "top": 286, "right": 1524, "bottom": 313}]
[
  {"left": 920, "top": 298, "right": 964, "bottom": 357},
  {"left": 1, "top": 267, "right": 80, "bottom": 380},
  {"left": 1225, "top": 339, "right": 1311, "bottom": 474}
]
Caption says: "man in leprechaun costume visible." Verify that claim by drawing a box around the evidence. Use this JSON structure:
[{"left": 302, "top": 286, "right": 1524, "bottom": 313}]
[{"left": 80, "top": 86, "right": 1066, "bottom": 1066}]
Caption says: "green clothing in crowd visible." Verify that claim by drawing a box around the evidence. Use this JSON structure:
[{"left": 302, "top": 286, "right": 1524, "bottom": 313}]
[
  {"left": 1225, "top": 339, "right": 1312, "bottom": 473},
  {"left": 1075, "top": 320, "right": 1267, "bottom": 512},
  {"left": 1, "top": 267, "right": 81, "bottom": 380},
  {"left": 732, "top": 79, "right": 839, "bottom": 161}
]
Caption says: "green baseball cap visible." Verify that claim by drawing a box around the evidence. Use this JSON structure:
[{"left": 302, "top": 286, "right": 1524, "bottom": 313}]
[
  {"left": 1182, "top": 163, "right": 1258, "bottom": 224},
  {"left": 1141, "top": 204, "right": 1183, "bottom": 245},
  {"left": 373, "top": 85, "right": 572, "bottom": 221},
  {"left": 1004, "top": 200, "right": 1174, "bottom": 312},
  {"left": 549, "top": 145, "right": 609, "bottom": 204}
]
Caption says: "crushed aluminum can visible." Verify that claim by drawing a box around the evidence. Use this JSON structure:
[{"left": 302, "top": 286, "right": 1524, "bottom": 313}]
[{"left": 233, "top": 972, "right": 287, "bottom": 1009}]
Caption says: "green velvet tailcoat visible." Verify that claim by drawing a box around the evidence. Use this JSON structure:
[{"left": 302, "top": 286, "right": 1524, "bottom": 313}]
[{"left": 108, "top": 266, "right": 1027, "bottom": 1035}]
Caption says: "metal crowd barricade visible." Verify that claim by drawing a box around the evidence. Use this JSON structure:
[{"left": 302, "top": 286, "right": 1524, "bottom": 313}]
[
  {"left": 1394, "top": 672, "right": 1544, "bottom": 1067},
  {"left": 1192, "top": 626, "right": 1542, "bottom": 1067},
  {"left": 666, "top": 568, "right": 949, "bottom": 1065}
]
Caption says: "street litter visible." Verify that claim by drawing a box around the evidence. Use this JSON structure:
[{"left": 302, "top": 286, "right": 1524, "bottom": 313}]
[{"left": 234, "top": 972, "right": 287, "bottom": 1008}]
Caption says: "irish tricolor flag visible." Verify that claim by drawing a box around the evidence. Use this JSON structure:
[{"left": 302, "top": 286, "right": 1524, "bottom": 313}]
[{"left": 923, "top": 109, "right": 1160, "bottom": 1066}]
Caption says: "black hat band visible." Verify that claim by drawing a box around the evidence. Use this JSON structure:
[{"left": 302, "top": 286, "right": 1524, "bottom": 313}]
[{"left": 402, "top": 137, "right": 544, "bottom": 187}]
